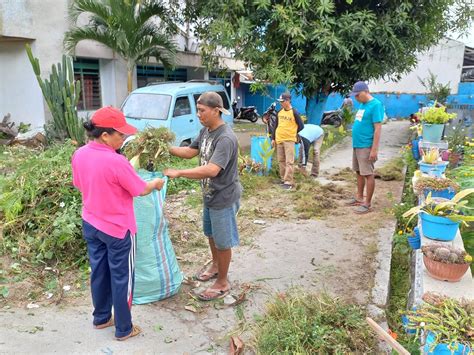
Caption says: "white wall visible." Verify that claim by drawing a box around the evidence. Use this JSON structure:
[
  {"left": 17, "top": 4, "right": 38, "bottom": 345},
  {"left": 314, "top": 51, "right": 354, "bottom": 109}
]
[
  {"left": 0, "top": 41, "right": 45, "bottom": 128},
  {"left": 370, "top": 38, "right": 465, "bottom": 94}
]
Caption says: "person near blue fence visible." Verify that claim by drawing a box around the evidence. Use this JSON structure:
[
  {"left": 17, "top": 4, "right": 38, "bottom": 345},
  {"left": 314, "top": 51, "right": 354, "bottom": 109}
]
[
  {"left": 345, "top": 81, "right": 384, "bottom": 214},
  {"left": 72, "top": 106, "right": 165, "bottom": 341},
  {"left": 298, "top": 124, "right": 324, "bottom": 178},
  {"left": 271, "top": 92, "right": 304, "bottom": 190},
  {"left": 164, "top": 92, "right": 242, "bottom": 301}
]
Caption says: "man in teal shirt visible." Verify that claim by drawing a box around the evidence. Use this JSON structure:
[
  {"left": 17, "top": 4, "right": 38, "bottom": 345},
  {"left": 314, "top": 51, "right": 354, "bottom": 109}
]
[{"left": 346, "top": 81, "right": 383, "bottom": 214}]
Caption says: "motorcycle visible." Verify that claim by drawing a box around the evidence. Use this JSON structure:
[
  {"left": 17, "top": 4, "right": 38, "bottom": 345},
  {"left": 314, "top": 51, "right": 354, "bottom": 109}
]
[
  {"left": 262, "top": 102, "right": 277, "bottom": 136},
  {"left": 321, "top": 109, "right": 343, "bottom": 127},
  {"left": 232, "top": 99, "right": 260, "bottom": 123}
]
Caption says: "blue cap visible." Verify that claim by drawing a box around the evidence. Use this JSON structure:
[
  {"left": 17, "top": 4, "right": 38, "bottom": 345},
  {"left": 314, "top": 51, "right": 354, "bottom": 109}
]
[{"left": 350, "top": 81, "right": 369, "bottom": 95}]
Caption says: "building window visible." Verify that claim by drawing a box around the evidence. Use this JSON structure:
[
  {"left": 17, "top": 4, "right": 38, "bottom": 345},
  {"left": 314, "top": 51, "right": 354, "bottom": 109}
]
[
  {"left": 73, "top": 58, "right": 102, "bottom": 111},
  {"left": 137, "top": 65, "right": 187, "bottom": 87}
]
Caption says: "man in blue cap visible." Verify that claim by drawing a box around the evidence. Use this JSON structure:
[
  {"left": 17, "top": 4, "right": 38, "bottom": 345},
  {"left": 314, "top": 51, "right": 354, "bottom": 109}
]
[{"left": 345, "top": 81, "right": 384, "bottom": 214}]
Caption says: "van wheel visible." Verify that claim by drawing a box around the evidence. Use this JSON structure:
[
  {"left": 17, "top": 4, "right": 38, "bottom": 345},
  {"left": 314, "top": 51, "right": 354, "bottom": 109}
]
[{"left": 180, "top": 140, "right": 191, "bottom": 147}]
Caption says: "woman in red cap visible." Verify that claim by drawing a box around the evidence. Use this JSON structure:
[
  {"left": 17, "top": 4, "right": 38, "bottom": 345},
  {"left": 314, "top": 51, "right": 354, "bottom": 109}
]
[{"left": 72, "top": 106, "right": 164, "bottom": 341}]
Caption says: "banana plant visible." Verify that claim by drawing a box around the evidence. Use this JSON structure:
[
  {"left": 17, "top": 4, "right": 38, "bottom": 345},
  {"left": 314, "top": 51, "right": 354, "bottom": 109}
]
[{"left": 403, "top": 188, "right": 474, "bottom": 225}]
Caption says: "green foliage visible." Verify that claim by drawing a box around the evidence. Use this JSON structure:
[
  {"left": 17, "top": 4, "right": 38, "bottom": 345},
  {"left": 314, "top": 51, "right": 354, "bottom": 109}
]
[
  {"left": 166, "top": 156, "right": 201, "bottom": 195},
  {"left": 445, "top": 124, "right": 467, "bottom": 154},
  {"left": 420, "top": 106, "right": 456, "bottom": 125},
  {"left": 341, "top": 107, "right": 355, "bottom": 127},
  {"left": 251, "top": 289, "right": 376, "bottom": 354},
  {"left": 25, "top": 44, "right": 86, "bottom": 145},
  {"left": 187, "top": 0, "right": 473, "bottom": 98},
  {"left": 406, "top": 294, "right": 474, "bottom": 351},
  {"left": 64, "top": 0, "right": 179, "bottom": 92},
  {"left": 0, "top": 143, "right": 86, "bottom": 266},
  {"left": 123, "top": 127, "right": 175, "bottom": 171},
  {"left": 418, "top": 70, "right": 451, "bottom": 104}
]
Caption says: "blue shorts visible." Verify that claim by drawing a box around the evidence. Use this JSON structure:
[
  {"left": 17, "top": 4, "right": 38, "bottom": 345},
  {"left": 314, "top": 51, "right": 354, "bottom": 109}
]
[{"left": 203, "top": 201, "right": 240, "bottom": 250}]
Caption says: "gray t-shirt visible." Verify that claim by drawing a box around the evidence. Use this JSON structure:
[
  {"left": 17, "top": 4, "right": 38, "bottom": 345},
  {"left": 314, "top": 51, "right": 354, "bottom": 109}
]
[{"left": 190, "top": 123, "right": 242, "bottom": 208}]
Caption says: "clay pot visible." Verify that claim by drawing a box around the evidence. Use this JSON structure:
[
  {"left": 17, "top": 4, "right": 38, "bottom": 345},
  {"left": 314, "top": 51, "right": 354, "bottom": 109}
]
[
  {"left": 423, "top": 255, "right": 470, "bottom": 282},
  {"left": 448, "top": 152, "right": 462, "bottom": 168}
]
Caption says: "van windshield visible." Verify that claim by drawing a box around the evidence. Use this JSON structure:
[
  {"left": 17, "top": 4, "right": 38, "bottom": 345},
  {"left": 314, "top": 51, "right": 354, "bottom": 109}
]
[{"left": 122, "top": 93, "right": 171, "bottom": 120}]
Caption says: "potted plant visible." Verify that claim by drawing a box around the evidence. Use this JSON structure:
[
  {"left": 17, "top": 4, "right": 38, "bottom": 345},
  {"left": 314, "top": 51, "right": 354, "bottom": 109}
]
[
  {"left": 419, "top": 148, "right": 449, "bottom": 177},
  {"left": 422, "top": 243, "right": 472, "bottom": 282},
  {"left": 445, "top": 124, "right": 467, "bottom": 168},
  {"left": 420, "top": 105, "right": 456, "bottom": 143},
  {"left": 406, "top": 293, "right": 473, "bottom": 354},
  {"left": 402, "top": 189, "right": 474, "bottom": 241},
  {"left": 413, "top": 177, "right": 460, "bottom": 200},
  {"left": 407, "top": 226, "right": 421, "bottom": 249}
]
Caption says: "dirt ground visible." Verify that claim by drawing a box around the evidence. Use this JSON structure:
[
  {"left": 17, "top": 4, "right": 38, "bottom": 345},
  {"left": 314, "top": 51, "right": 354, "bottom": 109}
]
[{"left": 0, "top": 120, "right": 410, "bottom": 354}]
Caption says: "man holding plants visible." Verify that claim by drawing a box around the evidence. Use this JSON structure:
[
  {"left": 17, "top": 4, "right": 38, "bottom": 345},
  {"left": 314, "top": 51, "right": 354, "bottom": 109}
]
[
  {"left": 346, "top": 81, "right": 384, "bottom": 214},
  {"left": 164, "top": 92, "right": 241, "bottom": 301}
]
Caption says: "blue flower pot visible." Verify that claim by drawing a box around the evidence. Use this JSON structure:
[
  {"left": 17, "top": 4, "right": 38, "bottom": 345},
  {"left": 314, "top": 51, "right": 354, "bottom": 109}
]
[
  {"left": 418, "top": 161, "right": 449, "bottom": 177},
  {"left": 424, "top": 332, "right": 471, "bottom": 354},
  {"left": 423, "top": 188, "right": 456, "bottom": 200},
  {"left": 412, "top": 138, "right": 421, "bottom": 160},
  {"left": 420, "top": 213, "right": 459, "bottom": 241},
  {"left": 422, "top": 123, "right": 445, "bottom": 143},
  {"left": 401, "top": 315, "right": 417, "bottom": 334},
  {"left": 407, "top": 227, "right": 421, "bottom": 249}
]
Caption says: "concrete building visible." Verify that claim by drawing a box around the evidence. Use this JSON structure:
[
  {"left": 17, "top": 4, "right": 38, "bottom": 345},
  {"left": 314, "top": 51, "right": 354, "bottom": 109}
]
[{"left": 0, "top": 0, "right": 245, "bottom": 128}]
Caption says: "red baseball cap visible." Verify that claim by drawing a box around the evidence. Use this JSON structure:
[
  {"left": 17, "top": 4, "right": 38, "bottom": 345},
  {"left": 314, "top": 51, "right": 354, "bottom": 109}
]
[{"left": 91, "top": 106, "right": 137, "bottom": 135}]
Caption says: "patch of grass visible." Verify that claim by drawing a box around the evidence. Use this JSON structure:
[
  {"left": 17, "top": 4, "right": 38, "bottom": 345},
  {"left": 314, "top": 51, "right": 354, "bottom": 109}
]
[
  {"left": 233, "top": 122, "right": 266, "bottom": 133},
  {"left": 250, "top": 289, "right": 376, "bottom": 354},
  {"left": 331, "top": 167, "right": 356, "bottom": 182},
  {"left": 375, "top": 157, "right": 405, "bottom": 181}
]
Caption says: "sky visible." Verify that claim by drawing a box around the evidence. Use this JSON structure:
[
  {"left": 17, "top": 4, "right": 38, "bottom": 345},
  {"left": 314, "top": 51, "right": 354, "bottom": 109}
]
[{"left": 450, "top": 31, "right": 474, "bottom": 47}]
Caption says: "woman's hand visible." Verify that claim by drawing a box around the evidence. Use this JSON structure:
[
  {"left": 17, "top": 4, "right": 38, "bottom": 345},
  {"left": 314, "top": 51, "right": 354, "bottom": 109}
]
[{"left": 153, "top": 178, "right": 165, "bottom": 190}]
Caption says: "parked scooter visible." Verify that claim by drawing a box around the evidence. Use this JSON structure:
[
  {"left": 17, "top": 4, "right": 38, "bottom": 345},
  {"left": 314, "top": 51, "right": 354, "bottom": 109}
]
[
  {"left": 232, "top": 99, "right": 260, "bottom": 122},
  {"left": 262, "top": 102, "right": 277, "bottom": 136},
  {"left": 321, "top": 110, "right": 343, "bottom": 127}
]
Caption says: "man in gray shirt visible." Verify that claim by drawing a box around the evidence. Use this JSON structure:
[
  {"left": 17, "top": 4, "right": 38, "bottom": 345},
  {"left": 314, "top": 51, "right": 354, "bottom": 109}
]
[{"left": 164, "top": 92, "right": 241, "bottom": 301}]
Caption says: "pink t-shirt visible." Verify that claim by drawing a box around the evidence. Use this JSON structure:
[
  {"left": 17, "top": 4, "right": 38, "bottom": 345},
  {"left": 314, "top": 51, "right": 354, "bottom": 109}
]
[{"left": 72, "top": 141, "right": 147, "bottom": 239}]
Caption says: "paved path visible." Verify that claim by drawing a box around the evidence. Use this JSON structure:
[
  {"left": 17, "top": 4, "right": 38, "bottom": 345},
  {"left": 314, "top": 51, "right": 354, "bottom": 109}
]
[{"left": 0, "top": 121, "right": 410, "bottom": 354}]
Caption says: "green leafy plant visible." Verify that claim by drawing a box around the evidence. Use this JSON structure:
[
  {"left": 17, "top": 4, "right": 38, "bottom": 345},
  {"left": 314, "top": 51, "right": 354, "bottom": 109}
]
[
  {"left": 25, "top": 44, "right": 85, "bottom": 145},
  {"left": 258, "top": 138, "right": 274, "bottom": 174},
  {"left": 418, "top": 71, "right": 451, "bottom": 104},
  {"left": 420, "top": 106, "right": 456, "bottom": 125},
  {"left": 402, "top": 188, "right": 474, "bottom": 225},
  {"left": 238, "top": 153, "right": 263, "bottom": 174},
  {"left": 445, "top": 124, "right": 466, "bottom": 154},
  {"left": 341, "top": 107, "right": 355, "bottom": 127},
  {"left": 406, "top": 293, "right": 474, "bottom": 351},
  {"left": 123, "top": 127, "right": 175, "bottom": 171},
  {"left": 0, "top": 142, "right": 86, "bottom": 266}
]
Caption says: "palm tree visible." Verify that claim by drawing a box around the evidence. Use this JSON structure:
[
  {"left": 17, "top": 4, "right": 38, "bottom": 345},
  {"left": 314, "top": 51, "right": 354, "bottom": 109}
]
[{"left": 64, "top": 0, "right": 178, "bottom": 93}]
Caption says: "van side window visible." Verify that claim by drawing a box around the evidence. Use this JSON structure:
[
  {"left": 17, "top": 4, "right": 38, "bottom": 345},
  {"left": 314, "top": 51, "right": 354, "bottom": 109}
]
[
  {"left": 173, "top": 96, "right": 191, "bottom": 117},
  {"left": 193, "top": 92, "right": 230, "bottom": 110}
]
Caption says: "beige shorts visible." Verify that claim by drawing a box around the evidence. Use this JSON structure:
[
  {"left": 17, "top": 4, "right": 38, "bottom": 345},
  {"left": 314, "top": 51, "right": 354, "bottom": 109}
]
[{"left": 352, "top": 148, "right": 375, "bottom": 176}]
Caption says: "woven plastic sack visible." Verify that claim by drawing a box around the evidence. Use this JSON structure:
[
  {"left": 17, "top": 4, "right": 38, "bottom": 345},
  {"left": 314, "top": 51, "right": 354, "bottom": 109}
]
[{"left": 132, "top": 170, "right": 183, "bottom": 304}]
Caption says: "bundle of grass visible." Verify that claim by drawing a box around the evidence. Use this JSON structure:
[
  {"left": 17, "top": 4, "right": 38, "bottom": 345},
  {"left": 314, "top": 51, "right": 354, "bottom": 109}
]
[
  {"left": 375, "top": 157, "right": 404, "bottom": 181},
  {"left": 123, "top": 127, "right": 175, "bottom": 171}
]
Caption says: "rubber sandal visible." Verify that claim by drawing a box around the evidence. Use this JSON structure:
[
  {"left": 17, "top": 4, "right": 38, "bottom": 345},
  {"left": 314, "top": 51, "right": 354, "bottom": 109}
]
[
  {"left": 194, "top": 270, "right": 218, "bottom": 282},
  {"left": 94, "top": 317, "right": 114, "bottom": 329},
  {"left": 354, "top": 205, "right": 372, "bottom": 214},
  {"left": 345, "top": 197, "right": 363, "bottom": 206},
  {"left": 116, "top": 325, "right": 142, "bottom": 341},
  {"left": 196, "top": 288, "right": 230, "bottom": 301}
]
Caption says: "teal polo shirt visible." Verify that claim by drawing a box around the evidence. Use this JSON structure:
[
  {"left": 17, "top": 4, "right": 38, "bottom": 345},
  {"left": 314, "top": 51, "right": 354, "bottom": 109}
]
[{"left": 352, "top": 98, "right": 384, "bottom": 148}]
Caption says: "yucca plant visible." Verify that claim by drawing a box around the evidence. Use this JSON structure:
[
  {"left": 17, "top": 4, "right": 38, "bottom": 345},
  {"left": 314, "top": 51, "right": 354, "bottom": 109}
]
[
  {"left": 403, "top": 188, "right": 474, "bottom": 225},
  {"left": 258, "top": 138, "right": 274, "bottom": 174}
]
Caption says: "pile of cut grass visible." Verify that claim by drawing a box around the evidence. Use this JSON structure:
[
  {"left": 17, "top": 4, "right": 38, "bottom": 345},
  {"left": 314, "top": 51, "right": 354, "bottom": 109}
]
[
  {"left": 251, "top": 289, "right": 376, "bottom": 354},
  {"left": 375, "top": 157, "right": 405, "bottom": 181}
]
